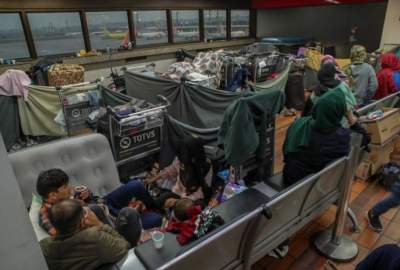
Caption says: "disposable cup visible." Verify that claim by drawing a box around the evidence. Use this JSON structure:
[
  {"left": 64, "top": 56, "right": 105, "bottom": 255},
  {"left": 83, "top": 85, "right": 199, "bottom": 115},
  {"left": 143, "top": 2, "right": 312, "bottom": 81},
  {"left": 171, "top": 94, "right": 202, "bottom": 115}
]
[{"left": 151, "top": 231, "right": 164, "bottom": 250}]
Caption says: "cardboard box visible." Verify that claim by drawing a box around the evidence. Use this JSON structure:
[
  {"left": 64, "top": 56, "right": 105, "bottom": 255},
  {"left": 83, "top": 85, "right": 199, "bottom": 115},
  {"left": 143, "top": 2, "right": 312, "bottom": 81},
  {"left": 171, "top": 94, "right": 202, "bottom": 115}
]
[
  {"left": 356, "top": 159, "right": 372, "bottom": 180},
  {"left": 363, "top": 107, "right": 400, "bottom": 145},
  {"left": 368, "top": 140, "right": 395, "bottom": 175}
]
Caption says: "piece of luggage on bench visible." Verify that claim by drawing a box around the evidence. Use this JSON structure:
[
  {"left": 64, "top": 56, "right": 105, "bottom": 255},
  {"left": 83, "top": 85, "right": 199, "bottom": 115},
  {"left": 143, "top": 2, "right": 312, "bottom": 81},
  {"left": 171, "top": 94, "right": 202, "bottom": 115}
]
[{"left": 47, "top": 64, "right": 84, "bottom": 87}]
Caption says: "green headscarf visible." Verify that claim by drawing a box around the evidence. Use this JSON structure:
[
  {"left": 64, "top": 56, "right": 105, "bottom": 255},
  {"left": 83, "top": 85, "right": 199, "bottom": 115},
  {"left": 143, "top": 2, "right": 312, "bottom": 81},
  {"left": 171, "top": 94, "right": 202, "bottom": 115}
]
[{"left": 283, "top": 86, "right": 347, "bottom": 155}]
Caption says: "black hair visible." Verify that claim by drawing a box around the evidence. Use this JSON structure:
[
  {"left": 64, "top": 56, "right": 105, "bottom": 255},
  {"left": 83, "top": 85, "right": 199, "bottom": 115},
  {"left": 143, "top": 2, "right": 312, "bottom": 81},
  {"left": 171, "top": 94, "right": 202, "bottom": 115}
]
[
  {"left": 173, "top": 198, "right": 194, "bottom": 221},
  {"left": 49, "top": 199, "right": 83, "bottom": 235},
  {"left": 176, "top": 136, "right": 211, "bottom": 197},
  {"left": 36, "top": 168, "right": 69, "bottom": 199},
  {"left": 317, "top": 63, "right": 340, "bottom": 89}
]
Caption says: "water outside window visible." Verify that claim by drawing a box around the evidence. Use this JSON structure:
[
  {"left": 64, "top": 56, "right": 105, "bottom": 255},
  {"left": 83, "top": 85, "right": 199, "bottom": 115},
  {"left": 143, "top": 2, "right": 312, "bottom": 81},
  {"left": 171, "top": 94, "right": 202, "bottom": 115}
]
[
  {"left": 28, "top": 12, "right": 85, "bottom": 56},
  {"left": 0, "top": 13, "right": 30, "bottom": 59},
  {"left": 204, "top": 10, "right": 226, "bottom": 40},
  {"left": 171, "top": 10, "right": 199, "bottom": 43},
  {"left": 231, "top": 10, "right": 250, "bottom": 38}
]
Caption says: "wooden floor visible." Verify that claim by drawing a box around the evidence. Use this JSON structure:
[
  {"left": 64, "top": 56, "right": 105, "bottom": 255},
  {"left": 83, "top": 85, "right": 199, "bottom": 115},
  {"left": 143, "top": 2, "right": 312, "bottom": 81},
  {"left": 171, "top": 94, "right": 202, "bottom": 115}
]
[{"left": 252, "top": 179, "right": 400, "bottom": 270}]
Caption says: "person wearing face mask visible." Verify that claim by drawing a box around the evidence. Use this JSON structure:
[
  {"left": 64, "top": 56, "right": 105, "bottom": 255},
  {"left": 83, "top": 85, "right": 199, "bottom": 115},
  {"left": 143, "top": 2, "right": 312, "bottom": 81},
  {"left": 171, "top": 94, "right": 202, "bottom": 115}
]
[
  {"left": 144, "top": 136, "right": 213, "bottom": 209},
  {"left": 303, "top": 62, "right": 357, "bottom": 127}
]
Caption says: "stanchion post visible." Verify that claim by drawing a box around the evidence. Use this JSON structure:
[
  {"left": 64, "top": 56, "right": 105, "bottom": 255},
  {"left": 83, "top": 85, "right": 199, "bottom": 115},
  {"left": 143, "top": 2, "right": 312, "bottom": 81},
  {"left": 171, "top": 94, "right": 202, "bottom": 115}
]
[{"left": 313, "top": 134, "right": 362, "bottom": 262}]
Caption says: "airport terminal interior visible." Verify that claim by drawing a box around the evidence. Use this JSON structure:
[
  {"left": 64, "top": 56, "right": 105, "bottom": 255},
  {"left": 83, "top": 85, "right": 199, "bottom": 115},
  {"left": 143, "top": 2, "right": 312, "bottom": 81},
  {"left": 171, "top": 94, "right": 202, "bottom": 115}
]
[{"left": 1, "top": 0, "right": 400, "bottom": 269}]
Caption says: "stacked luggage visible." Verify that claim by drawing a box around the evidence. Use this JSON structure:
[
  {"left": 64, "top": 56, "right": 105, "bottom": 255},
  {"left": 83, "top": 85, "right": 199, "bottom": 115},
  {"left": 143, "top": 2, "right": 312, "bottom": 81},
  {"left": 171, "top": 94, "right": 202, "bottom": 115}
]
[{"left": 48, "top": 64, "right": 85, "bottom": 87}]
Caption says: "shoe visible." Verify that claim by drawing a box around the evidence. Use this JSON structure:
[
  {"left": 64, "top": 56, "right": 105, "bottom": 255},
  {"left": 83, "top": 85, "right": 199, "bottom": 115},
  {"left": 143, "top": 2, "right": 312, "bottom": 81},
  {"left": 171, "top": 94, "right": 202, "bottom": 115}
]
[
  {"left": 268, "top": 245, "right": 289, "bottom": 259},
  {"left": 366, "top": 210, "right": 383, "bottom": 232}
]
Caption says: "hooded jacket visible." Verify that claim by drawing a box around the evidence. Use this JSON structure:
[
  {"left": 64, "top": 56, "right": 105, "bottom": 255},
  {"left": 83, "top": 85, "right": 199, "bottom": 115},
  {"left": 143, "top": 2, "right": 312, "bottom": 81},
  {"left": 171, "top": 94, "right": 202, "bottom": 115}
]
[{"left": 375, "top": 53, "right": 400, "bottom": 100}]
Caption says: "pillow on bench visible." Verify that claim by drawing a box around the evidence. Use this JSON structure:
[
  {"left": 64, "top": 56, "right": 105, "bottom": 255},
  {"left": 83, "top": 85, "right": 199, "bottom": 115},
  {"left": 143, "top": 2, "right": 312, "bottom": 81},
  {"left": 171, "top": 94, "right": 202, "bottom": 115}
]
[{"left": 28, "top": 193, "right": 50, "bottom": 241}]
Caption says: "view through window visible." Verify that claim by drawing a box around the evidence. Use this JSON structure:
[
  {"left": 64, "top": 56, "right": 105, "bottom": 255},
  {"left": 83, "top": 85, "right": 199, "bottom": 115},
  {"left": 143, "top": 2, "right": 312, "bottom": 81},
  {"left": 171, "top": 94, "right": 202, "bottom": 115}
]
[
  {"left": 171, "top": 10, "right": 199, "bottom": 43},
  {"left": 204, "top": 10, "right": 226, "bottom": 40},
  {"left": 28, "top": 12, "right": 85, "bottom": 56},
  {"left": 86, "top": 11, "right": 129, "bottom": 50},
  {"left": 133, "top": 10, "right": 168, "bottom": 46},
  {"left": 231, "top": 10, "right": 250, "bottom": 38},
  {"left": 0, "top": 13, "right": 30, "bottom": 59}
]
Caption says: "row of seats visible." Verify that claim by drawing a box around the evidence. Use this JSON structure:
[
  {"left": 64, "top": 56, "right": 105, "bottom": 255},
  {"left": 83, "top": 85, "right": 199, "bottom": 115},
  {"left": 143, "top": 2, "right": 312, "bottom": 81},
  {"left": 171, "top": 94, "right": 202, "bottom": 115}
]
[
  {"left": 7, "top": 133, "right": 355, "bottom": 270},
  {"left": 131, "top": 157, "right": 348, "bottom": 270}
]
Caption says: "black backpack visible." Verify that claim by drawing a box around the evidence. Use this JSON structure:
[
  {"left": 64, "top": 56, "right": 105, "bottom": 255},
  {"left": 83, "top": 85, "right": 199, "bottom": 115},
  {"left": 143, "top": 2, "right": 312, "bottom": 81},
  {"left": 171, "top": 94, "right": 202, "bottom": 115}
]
[{"left": 378, "top": 162, "right": 400, "bottom": 191}]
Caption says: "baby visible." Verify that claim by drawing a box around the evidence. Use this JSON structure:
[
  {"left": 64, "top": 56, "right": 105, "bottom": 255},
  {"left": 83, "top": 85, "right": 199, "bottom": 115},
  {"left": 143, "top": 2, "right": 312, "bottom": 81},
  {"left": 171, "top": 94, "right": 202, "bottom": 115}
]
[{"left": 172, "top": 198, "right": 195, "bottom": 222}]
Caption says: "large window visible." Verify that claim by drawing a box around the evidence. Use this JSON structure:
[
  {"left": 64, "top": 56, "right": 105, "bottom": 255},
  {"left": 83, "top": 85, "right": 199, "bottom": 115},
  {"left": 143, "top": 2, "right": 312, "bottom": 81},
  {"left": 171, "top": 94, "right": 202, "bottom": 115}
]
[
  {"left": 0, "top": 13, "right": 30, "bottom": 59},
  {"left": 86, "top": 11, "right": 129, "bottom": 50},
  {"left": 204, "top": 10, "right": 226, "bottom": 40},
  {"left": 28, "top": 12, "right": 85, "bottom": 56},
  {"left": 133, "top": 10, "right": 168, "bottom": 46},
  {"left": 171, "top": 10, "right": 199, "bottom": 43},
  {"left": 231, "top": 10, "right": 250, "bottom": 38}
]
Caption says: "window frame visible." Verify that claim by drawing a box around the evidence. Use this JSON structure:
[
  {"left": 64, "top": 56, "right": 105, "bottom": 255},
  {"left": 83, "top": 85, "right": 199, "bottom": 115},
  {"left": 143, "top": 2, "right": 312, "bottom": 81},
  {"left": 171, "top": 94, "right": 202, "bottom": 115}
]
[
  {"left": 27, "top": 11, "right": 87, "bottom": 57},
  {"left": 85, "top": 10, "right": 131, "bottom": 52},
  {"left": 132, "top": 9, "right": 169, "bottom": 47},
  {"left": 0, "top": 11, "right": 33, "bottom": 59},
  {"left": 170, "top": 9, "right": 201, "bottom": 44},
  {"left": 230, "top": 9, "right": 251, "bottom": 40},
  {"left": 203, "top": 9, "right": 228, "bottom": 41},
  {"left": 0, "top": 7, "right": 256, "bottom": 61}
]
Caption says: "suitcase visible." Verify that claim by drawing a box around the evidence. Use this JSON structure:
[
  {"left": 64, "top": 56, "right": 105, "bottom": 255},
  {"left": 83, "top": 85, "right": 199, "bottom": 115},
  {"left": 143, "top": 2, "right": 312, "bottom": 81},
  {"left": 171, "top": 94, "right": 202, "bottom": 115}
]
[
  {"left": 285, "top": 72, "right": 305, "bottom": 110},
  {"left": 47, "top": 64, "right": 84, "bottom": 87}
]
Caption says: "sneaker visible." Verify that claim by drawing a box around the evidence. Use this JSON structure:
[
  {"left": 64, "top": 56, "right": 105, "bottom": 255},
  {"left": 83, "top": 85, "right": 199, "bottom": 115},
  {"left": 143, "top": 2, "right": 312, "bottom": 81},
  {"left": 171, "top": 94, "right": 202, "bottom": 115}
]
[
  {"left": 268, "top": 245, "right": 289, "bottom": 259},
  {"left": 366, "top": 210, "right": 383, "bottom": 232}
]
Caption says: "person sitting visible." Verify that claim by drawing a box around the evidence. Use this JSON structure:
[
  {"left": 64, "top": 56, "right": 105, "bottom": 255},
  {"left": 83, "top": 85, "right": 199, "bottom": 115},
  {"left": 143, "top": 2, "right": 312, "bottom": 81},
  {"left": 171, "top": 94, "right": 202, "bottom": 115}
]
[
  {"left": 36, "top": 168, "right": 162, "bottom": 235},
  {"left": 356, "top": 244, "right": 400, "bottom": 270},
  {"left": 166, "top": 198, "right": 202, "bottom": 245},
  {"left": 344, "top": 45, "right": 378, "bottom": 106},
  {"left": 283, "top": 84, "right": 351, "bottom": 186},
  {"left": 40, "top": 199, "right": 134, "bottom": 270},
  {"left": 367, "top": 179, "right": 400, "bottom": 232},
  {"left": 303, "top": 62, "right": 357, "bottom": 127},
  {"left": 145, "top": 136, "right": 213, "bottom": 209},
  {"left": 374, "top": 53, "right": 400, "bottom": 100},
  {"left": 320, "top": 54, "right": 348, "bottom": 83}
]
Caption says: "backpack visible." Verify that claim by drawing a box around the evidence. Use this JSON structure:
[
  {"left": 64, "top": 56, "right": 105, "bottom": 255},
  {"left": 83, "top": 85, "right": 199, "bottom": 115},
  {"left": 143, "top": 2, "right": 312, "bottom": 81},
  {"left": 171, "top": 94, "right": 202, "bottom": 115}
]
[{"left": 378, "top": 162, "right": 400, "bottom": 191}]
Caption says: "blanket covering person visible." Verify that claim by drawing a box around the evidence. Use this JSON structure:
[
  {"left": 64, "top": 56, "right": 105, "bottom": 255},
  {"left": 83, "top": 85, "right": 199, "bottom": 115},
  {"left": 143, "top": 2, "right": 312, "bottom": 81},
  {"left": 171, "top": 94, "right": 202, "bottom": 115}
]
[
  {"left": 218, "top": 89, "right": 285, "bottom": 166},
  {"left": 374, "top": 53, "right": 400, "bottom": 100}
]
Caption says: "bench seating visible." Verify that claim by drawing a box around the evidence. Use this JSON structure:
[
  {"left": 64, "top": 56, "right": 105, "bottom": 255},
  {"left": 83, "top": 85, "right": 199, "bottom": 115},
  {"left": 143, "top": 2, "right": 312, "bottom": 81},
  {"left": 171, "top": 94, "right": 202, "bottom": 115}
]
[{"left": 4, "top": 133, "right": 356, "bottom": 270}]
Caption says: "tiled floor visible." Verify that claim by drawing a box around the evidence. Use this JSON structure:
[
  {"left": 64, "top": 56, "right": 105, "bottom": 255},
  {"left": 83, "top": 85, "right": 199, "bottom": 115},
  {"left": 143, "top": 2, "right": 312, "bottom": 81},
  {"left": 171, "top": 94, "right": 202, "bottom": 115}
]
[{"left": 252, "top": 179, "right": 400, "bottom": 270}]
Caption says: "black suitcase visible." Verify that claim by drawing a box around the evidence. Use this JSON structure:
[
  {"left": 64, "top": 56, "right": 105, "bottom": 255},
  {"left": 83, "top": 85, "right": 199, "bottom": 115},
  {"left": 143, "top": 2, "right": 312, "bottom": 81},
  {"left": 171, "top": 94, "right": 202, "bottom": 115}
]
[{"left": 285, "top": 71, "right": 305, "bottom": 110}]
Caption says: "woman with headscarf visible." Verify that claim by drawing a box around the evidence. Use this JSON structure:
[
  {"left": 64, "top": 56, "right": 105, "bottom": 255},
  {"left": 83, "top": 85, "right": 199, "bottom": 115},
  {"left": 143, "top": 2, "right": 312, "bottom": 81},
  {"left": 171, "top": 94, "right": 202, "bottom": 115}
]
[
  {"left": 283, "top": 86, "right": 351, "bottom": 185},
  {"left": 374, "top": 53, "right": 400, "bottom": 100},
  {"left": 144, "top": 136, "right": 212, "bottom": 208},
  {"left": 303, "top": 63, "right": 357, "bottom": 128},
  {"left": 321, "top": 55, "right": 348, "bottom": 83},
  {"left": 344, "top": 45, "right": 378, "bottom": 106}
]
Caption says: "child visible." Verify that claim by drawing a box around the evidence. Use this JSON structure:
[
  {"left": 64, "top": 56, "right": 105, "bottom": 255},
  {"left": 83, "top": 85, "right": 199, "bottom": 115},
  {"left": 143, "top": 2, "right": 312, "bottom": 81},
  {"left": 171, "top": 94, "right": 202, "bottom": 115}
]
[{"left": 166, "top": 198, "right": 202, "bottom": 245}]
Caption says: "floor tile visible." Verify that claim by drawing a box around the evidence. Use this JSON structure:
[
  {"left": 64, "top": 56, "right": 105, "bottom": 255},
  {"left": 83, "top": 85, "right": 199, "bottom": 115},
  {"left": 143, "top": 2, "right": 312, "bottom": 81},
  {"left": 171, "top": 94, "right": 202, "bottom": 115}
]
[
  {"left": 289, "top": 237, "right": 310, "bottom": 258},
  {"left": 373, "top": 235, "right": 396, "bottom": 249},
  {"left": 352, "top": 181, "right": 368, "bottom": 193},
  {"left": 382, "top": 207, "right": 399, "bottom": 221},
  {"left": 357, "top": 227, "right": 383, "bottom": 249},
  {"left": 335, "top": 262, "right": 356, "bottom": 270},
  {"left": 253, "top": 175, "right": 395, "bottom": 270},
  {"left": 384, "top": 221, "right": 400, "bottom": 241},
  {"left": 351, "top": 245, "right": 369, "bottom": 266}
]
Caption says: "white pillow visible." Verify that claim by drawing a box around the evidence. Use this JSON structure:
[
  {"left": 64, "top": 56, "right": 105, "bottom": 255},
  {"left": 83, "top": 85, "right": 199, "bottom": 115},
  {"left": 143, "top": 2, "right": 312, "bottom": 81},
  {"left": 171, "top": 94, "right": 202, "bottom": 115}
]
[{"left": 28, "top": 193, "right": 50, "bottom": 241}]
